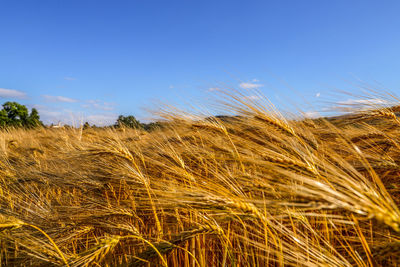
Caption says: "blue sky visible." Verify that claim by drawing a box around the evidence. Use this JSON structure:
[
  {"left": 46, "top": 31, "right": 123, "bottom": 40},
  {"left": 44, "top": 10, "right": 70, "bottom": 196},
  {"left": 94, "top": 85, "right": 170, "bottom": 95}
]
[{"left": 1, "top": 0, "right": 400, "bottom": 125}]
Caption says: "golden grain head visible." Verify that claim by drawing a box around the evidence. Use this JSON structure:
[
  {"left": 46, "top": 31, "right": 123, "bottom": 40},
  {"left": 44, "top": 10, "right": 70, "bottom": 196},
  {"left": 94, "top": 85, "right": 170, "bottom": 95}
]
[{"left": 1, "top": 95, "right": 400, "bottom": 266}]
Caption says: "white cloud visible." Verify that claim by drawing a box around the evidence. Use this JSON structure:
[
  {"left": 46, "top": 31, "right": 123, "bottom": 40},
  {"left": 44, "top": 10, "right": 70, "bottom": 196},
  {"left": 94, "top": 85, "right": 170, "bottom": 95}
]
[
  {"left": 35, "top": 105, "right": 117, "bottom": 126},
  {"left": 338, "top": 98, "right": 389, "bottom": 106},
  {"left": 0, "top": 88, "right": 27, "bottom": 99},
  {"left": 331, "top": 98, "right": 392, "bottom": 112},
  {"left": 85, "top": 114, "right": 118, "bottom": 126},
  {"left": 33, "top": 105, "right": 64, "bottom": 124},
  {"left": 304, "top": 111, "right": 320, "bottom": 118},
  {"left": 252, "top": 78, "right": 259, "bottom": 82},
  {"left": 239, "top": 82, "right": 263, "bottom": 89},
  {"left": 43, "top": 95, "right": 78, "bottom": 103},
  {"left": 242, "top": 95, "right": 261, "bottom": 101},
  {"left": 208, "top": 87, "right": 220, "bottom": 92},
  {"left": 64, "top": 77, "right": 76, "bottom": 81},
  {"left": 316, "top": 92, "right": 321, "bottom": 98},
  {"left": 82, "top": 100, "right": 115, "bottom": 111},
  {"left": 37, "top": 98, "right": 116, "bottom": 126}
]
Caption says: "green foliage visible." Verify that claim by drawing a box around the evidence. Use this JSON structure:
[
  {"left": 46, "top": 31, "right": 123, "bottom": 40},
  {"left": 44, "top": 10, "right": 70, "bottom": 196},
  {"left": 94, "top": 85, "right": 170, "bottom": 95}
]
[
  {"left": 142, "top": 121, "right": 163, "bottom": 131},
  {"left": 0, "top": 102, "right": 43, "bottom": 128},
  {"left": 0, "top": 109, "right": 9, "bottom": 127},
  {"left": 115, "top": 115, "right": 163, "bottom": 131},
  {"left": 27, "top": 108, "right": 42, "bottom": 128},
  {"left": 116, "top": 115, "right": 143, "bottom": 129},
  {"left": 83, "top": 122, "right": 91, "bottom": 129}
]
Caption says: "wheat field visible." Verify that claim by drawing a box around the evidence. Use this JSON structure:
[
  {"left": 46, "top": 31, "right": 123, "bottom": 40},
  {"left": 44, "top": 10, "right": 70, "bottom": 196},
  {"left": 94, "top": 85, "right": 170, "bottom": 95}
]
[{"left": 1, "top": 92, "right": 400, "bottom": 266}]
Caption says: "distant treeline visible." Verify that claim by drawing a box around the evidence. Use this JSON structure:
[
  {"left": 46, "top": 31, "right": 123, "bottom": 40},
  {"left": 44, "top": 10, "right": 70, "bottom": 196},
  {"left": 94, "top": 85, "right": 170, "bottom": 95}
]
[
  {"left": 0, "top": 101, "right": 162, "bottom": 131},
  {"left": 82, "top": 115, "right": 163, "bottom": 131}
]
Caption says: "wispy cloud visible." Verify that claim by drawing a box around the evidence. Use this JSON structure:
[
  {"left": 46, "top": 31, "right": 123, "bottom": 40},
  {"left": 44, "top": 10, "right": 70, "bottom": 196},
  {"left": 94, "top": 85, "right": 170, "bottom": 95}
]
[
  {"left": 239, "top": 81, "right": 263, "bottom": 89},
  {"left": 330, "top": 98, "right": 391, "bottom": 112},
  {"left": 33, "top": 105, "right": 64, "bottom": 124},
  {"left": 85, "top": 114, "right": 118, "bottom": 126},
  {"left": 0, "top": 88, "right": 27, "bottom": 99},
  {"left": 304, "top": 111, "right": 320, "bottom": 118},
  {"left": 34, "top": 106, "right": 62, "bottom": 118},
  {"left": 337, "top": 98, "right": 389, "bottom": 106},
  {"left": 35, "top": 104, "right": 117, "bottom": 126},
  {"left": 242, "top": 95, "right": 261, "bottom": 101},
  {"left": 43, "top": 95, "right": 78, "bottom": 103},
  {"left": 64, "top": 76, "right": 76, "bottom": 81},
  {"left": 82, "top": 100, "right": 115, "bottom": 111}
]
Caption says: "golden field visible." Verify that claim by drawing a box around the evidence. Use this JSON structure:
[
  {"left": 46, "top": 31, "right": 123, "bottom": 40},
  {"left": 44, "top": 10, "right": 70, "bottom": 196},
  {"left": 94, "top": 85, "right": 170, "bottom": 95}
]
[{"left": 1, "top": 93, "right": 400, "bottom": 266}]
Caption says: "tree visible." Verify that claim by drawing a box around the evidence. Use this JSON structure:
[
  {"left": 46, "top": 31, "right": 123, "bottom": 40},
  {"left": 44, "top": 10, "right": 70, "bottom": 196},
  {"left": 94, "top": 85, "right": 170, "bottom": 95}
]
[
  {"left": 2, "top": 102, "right": 29, "bottom": 127},
  {"left": 26, "top": 108, "right": 43, "bottom": 128},
  {"left": 0, "top": 102, "right": 43, "bottom": 128},
  {"left": 83, "top": 122, "right": 91, "bottom": 129},
  {"left": 0, "top": 109, "right": 9, "bottom": 127},
  {"left": 142, "top": 121, "right": 163, "bottom": 131},
  {"left": 116, "top": 115, "right": 143, "bottom": 129},
  {"left": 115, "top": 114, "right": 164, "bottom": 131}
]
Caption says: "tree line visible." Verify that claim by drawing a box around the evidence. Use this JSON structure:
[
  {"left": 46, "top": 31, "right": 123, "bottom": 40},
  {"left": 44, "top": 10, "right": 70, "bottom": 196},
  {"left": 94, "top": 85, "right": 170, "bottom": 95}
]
[
  {"left": 0, "top": 102, "right": 42, "bottom": 128},
  {"left": 0, "top": 101, "right": 162, "bottom": 131}
]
